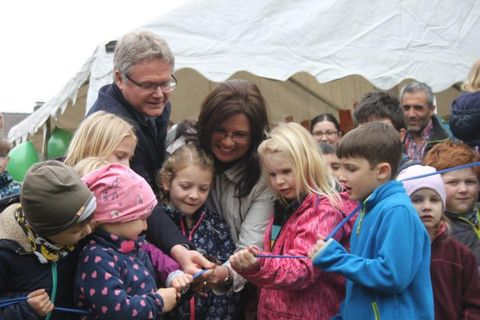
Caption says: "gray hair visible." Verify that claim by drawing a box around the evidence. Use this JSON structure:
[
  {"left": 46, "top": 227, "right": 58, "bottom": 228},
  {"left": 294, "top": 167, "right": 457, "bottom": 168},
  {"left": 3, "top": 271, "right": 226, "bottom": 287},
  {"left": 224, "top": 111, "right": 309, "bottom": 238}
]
[
  {"left": 113, "top": 30, "right": 175, "bottom": 76},
  {"left": 399, "top": 81, "right": 434, "bottom": 107}
]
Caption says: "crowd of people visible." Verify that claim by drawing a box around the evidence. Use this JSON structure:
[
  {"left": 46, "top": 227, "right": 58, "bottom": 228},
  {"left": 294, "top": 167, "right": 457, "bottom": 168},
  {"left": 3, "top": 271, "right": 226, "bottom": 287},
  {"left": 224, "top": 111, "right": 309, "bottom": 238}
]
[{"left": 0, "top": 30, "right": 479, "bottom": 319}]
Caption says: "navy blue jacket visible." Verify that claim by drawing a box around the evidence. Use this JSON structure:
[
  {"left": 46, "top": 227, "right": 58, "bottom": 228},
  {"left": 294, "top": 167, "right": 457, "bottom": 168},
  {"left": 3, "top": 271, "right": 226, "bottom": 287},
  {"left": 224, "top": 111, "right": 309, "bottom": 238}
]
[{"left": 450, "top": 91, "right": 480, "bottom": 149}]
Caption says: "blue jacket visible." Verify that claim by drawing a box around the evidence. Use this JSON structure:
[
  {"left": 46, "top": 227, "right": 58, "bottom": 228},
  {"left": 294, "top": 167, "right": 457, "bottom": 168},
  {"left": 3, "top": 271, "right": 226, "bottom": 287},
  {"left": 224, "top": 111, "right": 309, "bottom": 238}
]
[
  {"left": 313, "top": 180, "right": 434, "bottom": 319},
  {"left": 74, "top": 228, "right": 164, "bottom": 319}
]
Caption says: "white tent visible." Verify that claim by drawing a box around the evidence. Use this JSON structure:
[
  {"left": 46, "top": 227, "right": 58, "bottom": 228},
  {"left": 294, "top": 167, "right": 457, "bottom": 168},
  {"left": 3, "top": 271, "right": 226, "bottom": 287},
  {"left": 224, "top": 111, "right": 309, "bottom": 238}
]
[{"left": 9, "top": 0, "right": 480, "bottom": 152}]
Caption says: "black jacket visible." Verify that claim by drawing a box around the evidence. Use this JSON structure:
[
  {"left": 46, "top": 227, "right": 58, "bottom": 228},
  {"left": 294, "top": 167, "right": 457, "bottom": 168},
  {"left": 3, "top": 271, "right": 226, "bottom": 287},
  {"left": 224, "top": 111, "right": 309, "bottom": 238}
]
[{"left": 0, "top": 205, "right": 81, "bottom": 320}]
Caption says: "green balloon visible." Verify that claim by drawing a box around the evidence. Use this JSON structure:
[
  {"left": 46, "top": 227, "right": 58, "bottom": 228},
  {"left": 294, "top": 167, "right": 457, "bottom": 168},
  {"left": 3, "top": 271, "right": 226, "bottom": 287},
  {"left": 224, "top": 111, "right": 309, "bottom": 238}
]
[
  {"left": 6, "top": 141, "right": 40, "bottom": 182},
  {"left": 47, "top": 128, "right": 73, "bottom": 160}
]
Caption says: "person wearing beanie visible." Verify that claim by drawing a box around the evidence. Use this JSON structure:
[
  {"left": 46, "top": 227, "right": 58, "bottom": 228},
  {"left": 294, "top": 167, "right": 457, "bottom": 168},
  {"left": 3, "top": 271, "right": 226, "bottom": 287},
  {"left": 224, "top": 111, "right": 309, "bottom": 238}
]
[
  {"left": 398, "top": 165, "right": 480, "bottom": 319},
  {"left": 0, "top": 160, "right": 96, "bottom": 320},
  {"left": 74, "top": 163, "right": 191, "bottom": 319}
]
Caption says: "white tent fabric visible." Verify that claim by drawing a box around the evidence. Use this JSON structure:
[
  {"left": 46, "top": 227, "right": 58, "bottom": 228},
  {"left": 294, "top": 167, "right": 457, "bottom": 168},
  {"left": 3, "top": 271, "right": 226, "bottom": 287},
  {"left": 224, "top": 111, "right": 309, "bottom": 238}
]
[{"left": 9, "top": 0, "right": 480, "bottom": 147}]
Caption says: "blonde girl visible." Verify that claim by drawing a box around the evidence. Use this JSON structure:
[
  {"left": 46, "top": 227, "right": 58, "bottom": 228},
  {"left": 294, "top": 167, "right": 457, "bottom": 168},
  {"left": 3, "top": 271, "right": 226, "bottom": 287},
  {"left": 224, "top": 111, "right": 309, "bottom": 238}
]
[
  {"left": 229, "top": 122, "right": 356, "bottom": 320},
  {"left": 158, "top": 142, "right": 241, "bottom": 319},
  {"left": 64, "top": 111, "right": 136, "bottom": 167}
]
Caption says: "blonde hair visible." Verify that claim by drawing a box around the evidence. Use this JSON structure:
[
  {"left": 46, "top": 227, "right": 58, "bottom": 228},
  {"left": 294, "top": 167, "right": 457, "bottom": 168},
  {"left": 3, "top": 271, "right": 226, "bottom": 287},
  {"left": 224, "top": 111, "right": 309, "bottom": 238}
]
[
  {"left": 258, "top": 122, "right": 340, "bottom": 206},
  {"left": 64, "top": 111, "right": 137, "bottom": 166},
  {"left": 462, "top": 58, "right": 480, "bottom": 92},
  {"left": 74, "top": 157, "right": 110, "bottom": 177},
  {"left": 157, "top": 142, "right": 214, "bottom": 202}
]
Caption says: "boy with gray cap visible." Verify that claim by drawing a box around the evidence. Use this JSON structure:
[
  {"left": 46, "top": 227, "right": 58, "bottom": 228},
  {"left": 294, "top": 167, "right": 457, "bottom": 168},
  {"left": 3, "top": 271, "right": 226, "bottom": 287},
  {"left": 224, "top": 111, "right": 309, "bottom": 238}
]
[{"left": 0, "top": 160, "right": 96, "bottom": 320}]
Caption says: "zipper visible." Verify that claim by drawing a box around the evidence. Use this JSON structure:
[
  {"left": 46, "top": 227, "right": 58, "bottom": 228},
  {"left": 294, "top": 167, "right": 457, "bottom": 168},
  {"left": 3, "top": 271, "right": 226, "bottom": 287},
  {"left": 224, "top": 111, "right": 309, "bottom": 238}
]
[
  {"left": 356, "top": 201, "right": 367, "bottom": 235},
  {"left": 371, "top": 301, "right": 381, "bottom": 320}
]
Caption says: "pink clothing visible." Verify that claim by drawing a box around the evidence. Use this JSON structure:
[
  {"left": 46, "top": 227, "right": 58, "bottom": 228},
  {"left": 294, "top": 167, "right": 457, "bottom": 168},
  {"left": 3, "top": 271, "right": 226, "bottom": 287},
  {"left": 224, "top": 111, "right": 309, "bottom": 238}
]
[
  {"left": 82, "top": 163, "right": 158, "bottom": 224},
  {"left": 237, "top": 192, "right": 357, "bottom": 320}
]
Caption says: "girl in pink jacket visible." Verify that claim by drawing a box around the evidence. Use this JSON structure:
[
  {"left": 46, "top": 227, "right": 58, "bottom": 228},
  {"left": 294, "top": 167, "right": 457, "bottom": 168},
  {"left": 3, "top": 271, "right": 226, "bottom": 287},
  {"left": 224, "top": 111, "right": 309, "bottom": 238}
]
[{"left": 230, "top": 122, "right": 356, "bottom": 320}]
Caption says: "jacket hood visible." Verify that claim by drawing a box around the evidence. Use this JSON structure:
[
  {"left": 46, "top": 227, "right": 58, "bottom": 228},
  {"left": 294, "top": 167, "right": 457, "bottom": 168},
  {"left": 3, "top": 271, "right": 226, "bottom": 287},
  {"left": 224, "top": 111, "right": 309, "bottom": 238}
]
[{"left": 0, "top": 204, "right": 32, "bottom": 252}]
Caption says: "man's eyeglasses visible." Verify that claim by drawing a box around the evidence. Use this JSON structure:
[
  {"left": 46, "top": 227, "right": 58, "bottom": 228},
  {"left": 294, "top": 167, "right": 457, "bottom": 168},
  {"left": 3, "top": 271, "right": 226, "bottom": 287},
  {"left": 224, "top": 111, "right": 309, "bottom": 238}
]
[
  {"left": 124, "top": 73, "right": 177, "bottom": 93},
  {"left": 212, "top": 128, "right": 251, "bottom": 144},
  {"left": 312, "top": 130, "right": 339, "bottom": 138}
]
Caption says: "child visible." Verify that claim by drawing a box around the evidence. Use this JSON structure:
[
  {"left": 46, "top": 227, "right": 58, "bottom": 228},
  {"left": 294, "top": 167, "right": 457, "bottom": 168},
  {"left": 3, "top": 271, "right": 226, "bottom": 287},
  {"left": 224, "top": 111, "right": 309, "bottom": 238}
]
[
  {"left": 310, "top": 122, "right": 434, "bottom": 319},
  {"left": 158, "top": 142, "right": 241, "bottom": 319},
  {"left": 74, "top": 163, "right": 190, "bottom": 319},
  {"left": 229, "top": 122, "right": 357, "bottom": 320},
  {"left": 398, "top": 164, "right": 480, "bottom": 319},
  {"left": 424, "top": 141, "right": 480, "bottom": 264},
  {"left": 318, "top": 142, "right": 342, "bottom": 182},
  {"left": 0, "top": 160, "right": 96, "bottom": 320},
  {"left": 0, "top": 138, "right": 21, "bottom": 205},
  {"left": 64, "top": 111, "right": 137, "bottom": 168}
]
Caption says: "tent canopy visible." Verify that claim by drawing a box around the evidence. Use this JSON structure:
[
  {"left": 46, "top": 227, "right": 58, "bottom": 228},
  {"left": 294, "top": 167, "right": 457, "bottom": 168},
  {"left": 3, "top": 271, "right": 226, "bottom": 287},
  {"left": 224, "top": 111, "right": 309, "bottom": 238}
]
[{"left": 9, "top": 0, "right": 480, "bottom": 148}]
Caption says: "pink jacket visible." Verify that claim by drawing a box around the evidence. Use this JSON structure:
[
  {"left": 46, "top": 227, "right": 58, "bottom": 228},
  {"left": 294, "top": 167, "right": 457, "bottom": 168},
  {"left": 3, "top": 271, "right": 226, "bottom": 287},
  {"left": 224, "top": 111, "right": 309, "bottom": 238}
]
[{"left": 238, "top": 192, "right": 357, "bottom": 320}]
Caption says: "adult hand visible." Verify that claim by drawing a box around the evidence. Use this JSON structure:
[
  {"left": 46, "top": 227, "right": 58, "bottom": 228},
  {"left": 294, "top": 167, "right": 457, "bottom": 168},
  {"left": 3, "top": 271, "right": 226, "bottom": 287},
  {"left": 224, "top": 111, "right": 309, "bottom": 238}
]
[
  {"left": 198, "top": 265, "right": 232, "bottom": 291},
  {"left": 157, "top": 287, "right": 179, "bottom": 313},
  {"left": 229, "top": 246, "right": 259, "bottom": 271},
  {"left": 27, "top": 288, "right": 54, "bottom": 317},
  {"left": 170, "top": 245, "right": 215, "bottom": 275}
]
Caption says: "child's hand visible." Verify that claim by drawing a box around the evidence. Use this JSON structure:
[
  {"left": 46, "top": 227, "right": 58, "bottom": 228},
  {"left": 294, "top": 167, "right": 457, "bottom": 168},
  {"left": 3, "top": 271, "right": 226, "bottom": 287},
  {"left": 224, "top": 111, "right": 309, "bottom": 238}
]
[
  {"left": 229, "top": 246, "right": 259, "bottom": 270},
  {"left": 157, "top": 287, "right": 179, "bottom": 313},
  {"left": 171, "top": 273, "right": 193, "bottom": 294},
  {"left": 27, "top": 288, "right": 54, "bottom": 316},
  {"left": 308, "top": 238, "right": 326, "bottom": 259}
]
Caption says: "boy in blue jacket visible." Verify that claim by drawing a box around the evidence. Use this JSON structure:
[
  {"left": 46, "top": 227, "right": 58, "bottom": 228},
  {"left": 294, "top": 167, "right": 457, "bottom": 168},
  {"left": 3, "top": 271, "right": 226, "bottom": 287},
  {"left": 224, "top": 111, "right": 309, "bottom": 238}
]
[{"left": 310, "top": 122, "right": 434, "bottom": 319}]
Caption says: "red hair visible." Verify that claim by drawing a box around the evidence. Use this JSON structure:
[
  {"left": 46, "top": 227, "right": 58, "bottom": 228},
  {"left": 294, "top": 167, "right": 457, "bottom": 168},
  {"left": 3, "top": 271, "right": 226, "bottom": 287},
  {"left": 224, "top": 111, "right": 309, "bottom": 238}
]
[{"left": 424, "top": 141, "right": 480, "bottom": 179}]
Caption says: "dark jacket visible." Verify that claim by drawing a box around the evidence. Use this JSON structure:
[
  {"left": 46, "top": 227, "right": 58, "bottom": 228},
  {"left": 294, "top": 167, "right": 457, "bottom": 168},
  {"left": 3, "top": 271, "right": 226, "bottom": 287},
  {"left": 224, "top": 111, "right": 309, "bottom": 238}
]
[
  {"left": 88, "top": 83, "right": 171, "bottom": 192},
  {"left": 0, "top": 204, "right": 81, "bottom": 320},
  {"left": 430, "top": 224, "right": 480, "bottom": 320},
  {"left": 450, "top": 91, "right": 480, "bottom": 149},
  {"left": 74, "top": 229, "right": 164, "bottom": 319},
  {"left": 165, "top": 204, "right": 241, "bottom": 320},
  {"left": 445, "top": 210, "right": 480, "bottom": 265}
]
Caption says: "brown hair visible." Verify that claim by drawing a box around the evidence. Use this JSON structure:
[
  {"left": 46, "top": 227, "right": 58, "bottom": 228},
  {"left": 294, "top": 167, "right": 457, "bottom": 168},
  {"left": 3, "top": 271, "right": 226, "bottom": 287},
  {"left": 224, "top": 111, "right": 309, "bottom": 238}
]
[
  {"left": 196, "top": 79, "right": 270, "bottom": 197},
  {"left": 424, "top": 141, "right": 480, "bottom": 179},
  {"left": 337, "top": 122, "right": 402, "bottom": 178}
]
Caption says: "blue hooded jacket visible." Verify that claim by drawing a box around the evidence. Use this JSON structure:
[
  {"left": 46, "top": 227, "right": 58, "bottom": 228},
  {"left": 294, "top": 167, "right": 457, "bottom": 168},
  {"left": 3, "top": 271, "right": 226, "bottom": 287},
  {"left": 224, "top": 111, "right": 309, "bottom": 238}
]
[{"left": 313, "top": 180, "right": 434, "bottom": 319}]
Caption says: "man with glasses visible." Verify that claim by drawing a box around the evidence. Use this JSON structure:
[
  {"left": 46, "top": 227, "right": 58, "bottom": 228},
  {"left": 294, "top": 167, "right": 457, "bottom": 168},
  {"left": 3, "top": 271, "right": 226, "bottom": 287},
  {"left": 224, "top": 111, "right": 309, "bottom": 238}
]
[
  {"left": 88, "top": 30, "right": 176, "bottom": 190},
  {"left": 88, "top": 30, "right": 215, "bottom": 278}
]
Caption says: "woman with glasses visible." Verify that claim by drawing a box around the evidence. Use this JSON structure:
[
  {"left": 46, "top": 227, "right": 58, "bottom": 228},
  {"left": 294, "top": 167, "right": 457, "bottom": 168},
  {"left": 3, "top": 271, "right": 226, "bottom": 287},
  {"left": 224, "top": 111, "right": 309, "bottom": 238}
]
[
  {"left": 310, "top": 113, "right": 342, "bottom": 145},
  {"left": 173, "top": 79, "right": 275, "bottom": 317}
]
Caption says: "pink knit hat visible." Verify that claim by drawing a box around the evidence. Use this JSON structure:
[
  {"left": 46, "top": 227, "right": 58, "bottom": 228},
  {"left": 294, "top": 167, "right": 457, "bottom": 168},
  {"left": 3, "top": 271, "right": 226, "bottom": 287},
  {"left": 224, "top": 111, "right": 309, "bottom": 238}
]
[
  {"left": 81, "top": 163, "right": 157, "bottom": 224},
  {"left": 397, "top": 165, "right": 446, "bottom": 209}
]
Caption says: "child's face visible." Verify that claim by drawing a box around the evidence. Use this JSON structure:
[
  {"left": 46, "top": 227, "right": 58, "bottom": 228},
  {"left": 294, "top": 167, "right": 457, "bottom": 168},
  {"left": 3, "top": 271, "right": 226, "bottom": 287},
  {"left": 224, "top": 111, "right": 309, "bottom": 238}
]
[
  {"left": 47, "top": 221, "right": 93, "bottom": 246},
  {"left": 0, "top": 156, "right": 8, "bottom": 173},
  {"left": 410, "top": 188, "right": 443, "bottom": 232},
  {"left": 442, "top": 168, "right": 479, "bottom": 214},
  {"left": 263, "top": 155, "right": 298, "bottom": 200},
  {"left": 338, "top": 156, "right": 386, "bottom": 201},
  {"left": 165, "top": 164, "right": 213, "bottom": 215},
  {"left": 106, "top": 136, "right": 136, "bottom": 167},
  {"left": 324, "top": 153, "right": 341, "bottom": 180},
  {"left": 103, "top": 217, "right": 148, "bottom": 241}
]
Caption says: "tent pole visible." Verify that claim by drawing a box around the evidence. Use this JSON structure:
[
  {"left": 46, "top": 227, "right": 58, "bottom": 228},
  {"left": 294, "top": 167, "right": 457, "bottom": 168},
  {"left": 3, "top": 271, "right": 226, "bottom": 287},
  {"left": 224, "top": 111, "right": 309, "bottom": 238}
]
[
  {"left": 286, "top": 78, "right": 342, "bottom": 111},
  {"left": 41, "top": 118, "right": 51, "bottom": 161}
]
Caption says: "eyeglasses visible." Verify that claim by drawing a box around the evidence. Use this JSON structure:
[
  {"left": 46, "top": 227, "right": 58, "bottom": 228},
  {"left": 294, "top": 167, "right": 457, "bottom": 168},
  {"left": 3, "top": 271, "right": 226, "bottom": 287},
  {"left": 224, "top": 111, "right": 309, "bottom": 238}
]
[
  {"left": 312, "top": 130, "right": 339, "bottom": 137},
  {"left": 212, "top": 128, "right": 251, "bottom": 144},
  {"left": 124, "top": 73, "right": 177, "bottom": 93}
]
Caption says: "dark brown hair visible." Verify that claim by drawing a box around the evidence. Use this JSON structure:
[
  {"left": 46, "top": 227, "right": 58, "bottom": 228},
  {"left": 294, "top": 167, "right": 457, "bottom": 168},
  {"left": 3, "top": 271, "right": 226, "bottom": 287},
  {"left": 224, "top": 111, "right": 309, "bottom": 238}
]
[
  {"left": 0, "top": 138, "right": 11, "bottom": 157},
  {"left": 196, "top": 79, "right": 270, "bottom": 197},
  {"left": 337, "top": 122, "right": 402, "bottom": 178}
]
